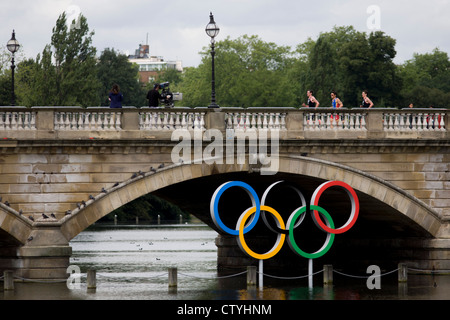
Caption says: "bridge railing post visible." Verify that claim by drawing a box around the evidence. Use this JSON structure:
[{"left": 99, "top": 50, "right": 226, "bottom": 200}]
[
  {"left": 323, "top": 265, "right": 333, "bottom": 285},
  {"left": 168, "top": 267, "right": 177, "bottom": 288},
  {"left": 121, "top": 107, "right": 139, "bottom": 130},
  {"left": 205, "top": 109, "right": 225, "bottom": 131},
  {"left": 398, "top": 263, "right": 408, "bottom": 283},
  {"left": 247, "top": 265, "right": 257, "bottom": 287},
  {"left": 366, "top": 108, "right": 385, "bottom": 138},
  {"left": 87, "top": 269, "right": 97, "bottom": 290},
  {"left": 286, "top": 109, "right": 304, "bottom": 137},
  {"left": 3, "top": 270, "right": 14, "bottom": 291},
  {"left": 33, "top": 107, "right": 55, "bottom": 131}
]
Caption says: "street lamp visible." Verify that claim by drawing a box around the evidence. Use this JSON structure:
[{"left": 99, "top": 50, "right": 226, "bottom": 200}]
[
  {"left": 205, "top": 12, "right": 220, "bottom": 108},
  {"left": 7, "top": 30, "right": 20, "bottom": 106}
]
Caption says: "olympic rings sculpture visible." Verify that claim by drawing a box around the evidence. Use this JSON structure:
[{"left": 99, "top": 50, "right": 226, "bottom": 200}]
[{"left": 210, "top": 180, "right": 359, "bottom": 260}]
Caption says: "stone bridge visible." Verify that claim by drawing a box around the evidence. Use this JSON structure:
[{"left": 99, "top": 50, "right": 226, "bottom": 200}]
[{"left": 0, "top": 106, "right": 448, "bottom": 279}]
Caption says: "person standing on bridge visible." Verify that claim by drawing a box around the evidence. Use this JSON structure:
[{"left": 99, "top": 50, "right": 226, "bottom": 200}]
[
  {"left": 147, "top": 83, "right": 162, "bottom": 107},
  {"left": 302, "top": 90, "right": 320, "bottom": 108},
  {"left": 108, "top": 84, "right": 123, "bottom": 108}
]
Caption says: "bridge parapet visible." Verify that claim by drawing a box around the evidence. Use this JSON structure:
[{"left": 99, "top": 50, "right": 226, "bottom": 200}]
[{"left": 0, "top": 106, "right": 447, "bottom": 140}]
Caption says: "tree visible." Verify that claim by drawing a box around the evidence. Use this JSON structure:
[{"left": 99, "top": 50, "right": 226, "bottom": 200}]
[
  {"left": 154, "top": 68, "right": 182, "bottom": 88},
  {"left": 97, "top": 48, "right": 146, "bottom": 107},
  {"left": 398, "top": 48, "right": 450, "bottom": 107},
  {"left": 217, "top": 35, "right": 296, "bottom": 108},
  {"left": 15, "top": 46, "right": 57, "bottom": 106},
  {"left": 14, "top": 12, "right": 100, "bottom": 107},
  {"left": 50, "top": 12, "right": 99, "bottom": 106},
  {"left": 0, "top": 45, "right": 26, "bottom": 106},
  {"left": 287, "top": 39, "right": 315, "bottom": 107},
  {"left": 304, "top": 26, "right": 399, "bottom": 107},
  {"left": 178, "top": 35, "right": 296, "bottom": 108},
  {"left": 306, "top": 35, "right": 340, "bottom": 106},
  {"left": 339, "top": 31, "right": 372, "bottom": 107},
  {"left": 177, "top": 65, "right": 210, "bottom": 107},
  {"left": 366, "top": 31, "right": 400, "bottom": 107},
  {"left": 0, "top": 75, "right": 10, "bottom": 105},
  {"left": 102, "top": 194, "right": 190, "bottom": 223}
]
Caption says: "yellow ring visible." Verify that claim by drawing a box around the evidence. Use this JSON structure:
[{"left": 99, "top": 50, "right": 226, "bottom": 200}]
[{"left": 238, "top": 205, "right": 286, "bottom": 260}]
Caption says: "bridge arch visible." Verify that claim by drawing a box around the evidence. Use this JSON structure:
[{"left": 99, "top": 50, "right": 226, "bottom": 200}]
[
  {"left": 0, "top": 204, "right": 33, "bottom": 245},
  {"left": 58, "top": 155, "right": 443, "bottom": 241}
]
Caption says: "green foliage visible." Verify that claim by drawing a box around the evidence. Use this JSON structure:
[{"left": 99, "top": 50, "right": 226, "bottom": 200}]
[
  {"left": 50, "top": 13, "right": 99, "bottom": 106},
  {"left": 16, "top": 46, "right": 57, "bottom": 106},
  {"left": 7, "top": 18, "right": 449, "bottom": 109},
  {"left": 154, "top": 68, "right": 183, "bottom": 87},
  {"left": 304, "top": 26, "right": 399, "bottom": 108},
  {"left": 97, "top": 48, "right": 146, "bottom": 107},
  {"left": 177, "top": 26, "right": 450, "bottom": 110},
  {"left": 12, "top": 12, "right": 99, "bottom": 107},
  {"left": 13, "top": 13, "right": 149, "bottom": 108},
  {"left": 398, "top": 48, "right": 450, "bottom": 107},
  {"left": 178, "top": 28, "right": 437, "bottom": 109},
  {"left": 177, "top": 65, "right": 211, "bottom": 107},
  {"left": 178, "top": 35, "right": 297, "bottom": 108},
  {"left": 0, "top": 74, "right": 11, "bottom": 105},
  {"left": 306, "top": 34, "right": 339, "bottom": 106},
  {"left": 102, "top": 194, "right": 190, "bottom": 223}
]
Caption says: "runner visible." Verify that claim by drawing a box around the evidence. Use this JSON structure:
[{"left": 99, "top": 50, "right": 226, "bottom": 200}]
[
  {"left": 331, "top": 91, "right": 343, "bottom": 108},
  {"left": 360, "top": 90, "right": 373, "bottom": 108},
  {"left": 330, "top": 91, "right": 343, "bottom": 126},
  {"left": 302, "top": 90, "right": 320, "bottom": 108}
]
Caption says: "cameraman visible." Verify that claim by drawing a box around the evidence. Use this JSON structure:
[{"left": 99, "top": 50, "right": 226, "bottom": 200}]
[{"left": 147, "top": 83, "right": 162, "bottom": 107}]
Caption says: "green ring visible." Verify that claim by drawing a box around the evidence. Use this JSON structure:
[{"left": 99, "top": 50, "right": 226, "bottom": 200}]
[{"left": 288, "top": 205, "right": 335, "bottom": 259}]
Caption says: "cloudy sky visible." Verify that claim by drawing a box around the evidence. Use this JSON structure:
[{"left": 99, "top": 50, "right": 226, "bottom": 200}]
[{"left": 1, "top": 0, "right": 449, "bottom": 67}]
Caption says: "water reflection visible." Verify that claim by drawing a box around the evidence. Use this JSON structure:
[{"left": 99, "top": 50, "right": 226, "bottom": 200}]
[{"left": 1, "top": 225, "right": 449, "bottom": 300}]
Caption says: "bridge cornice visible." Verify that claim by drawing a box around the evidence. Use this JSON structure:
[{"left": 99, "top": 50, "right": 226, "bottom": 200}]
[{"left": 0, "top": 138, "right": 448, "bottom": 159}]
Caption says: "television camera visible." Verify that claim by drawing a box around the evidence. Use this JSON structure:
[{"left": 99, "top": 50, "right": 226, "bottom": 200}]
[{"left": 159, "top": 82, "right": 174, "bottom": 107}]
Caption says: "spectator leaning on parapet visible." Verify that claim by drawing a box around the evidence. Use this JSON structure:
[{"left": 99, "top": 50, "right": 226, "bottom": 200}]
[{"left": 108, "top": 84, "right": 123, "bottom": 108}]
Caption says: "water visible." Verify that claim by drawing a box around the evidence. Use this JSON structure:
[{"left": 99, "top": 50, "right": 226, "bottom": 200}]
[{"left": 1, "top": 224, "right": 450, "bottom": 301}]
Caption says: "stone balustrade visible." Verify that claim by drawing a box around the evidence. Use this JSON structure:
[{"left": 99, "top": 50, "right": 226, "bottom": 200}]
[
  {"left": 303, "top": 110, "right": 367, "bottom": 131},
  {"left": 54, "top": 110, "right": 122, "bottom": 131},
  {"left": 383, "top": 111, "right": 446, "bottom": 131},
  {"left": 225, "top": 111, "right": 287, "bottom": 131},
  {"left": 0, "top": 110, "right": 37, "bottom": 130},
  {"left": 139, "top": 109, "right": 206, "bottom": 131},
  {"left": 0, "top": 106, "right": 447, "bottom": 140}
]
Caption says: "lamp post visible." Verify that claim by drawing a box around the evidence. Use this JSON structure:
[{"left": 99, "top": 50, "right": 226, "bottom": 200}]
[
  {"left": 7, "top": 30, "right": 20, "bottom": 106},
  {"left": 205, "top": 12, "right": 220, "bottom": 108}
]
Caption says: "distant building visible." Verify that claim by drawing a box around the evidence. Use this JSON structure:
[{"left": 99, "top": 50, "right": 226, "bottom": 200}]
[{"left": 128, "top": 44, "right": 183, "bottom": 84}]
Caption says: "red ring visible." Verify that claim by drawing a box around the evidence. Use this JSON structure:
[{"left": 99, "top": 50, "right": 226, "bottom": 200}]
[{"left": 311, "top": 180, "right": 359, "bottom": 234}]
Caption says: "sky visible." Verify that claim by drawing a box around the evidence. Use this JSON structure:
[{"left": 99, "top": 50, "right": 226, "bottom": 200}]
[{"left": 1, "top": 0, "right": 449, "bottom": 68}]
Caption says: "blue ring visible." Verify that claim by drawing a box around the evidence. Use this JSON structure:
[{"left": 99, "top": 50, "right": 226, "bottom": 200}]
[{"left": 211, "top": 181, "right": 260, "bottom": 235}]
